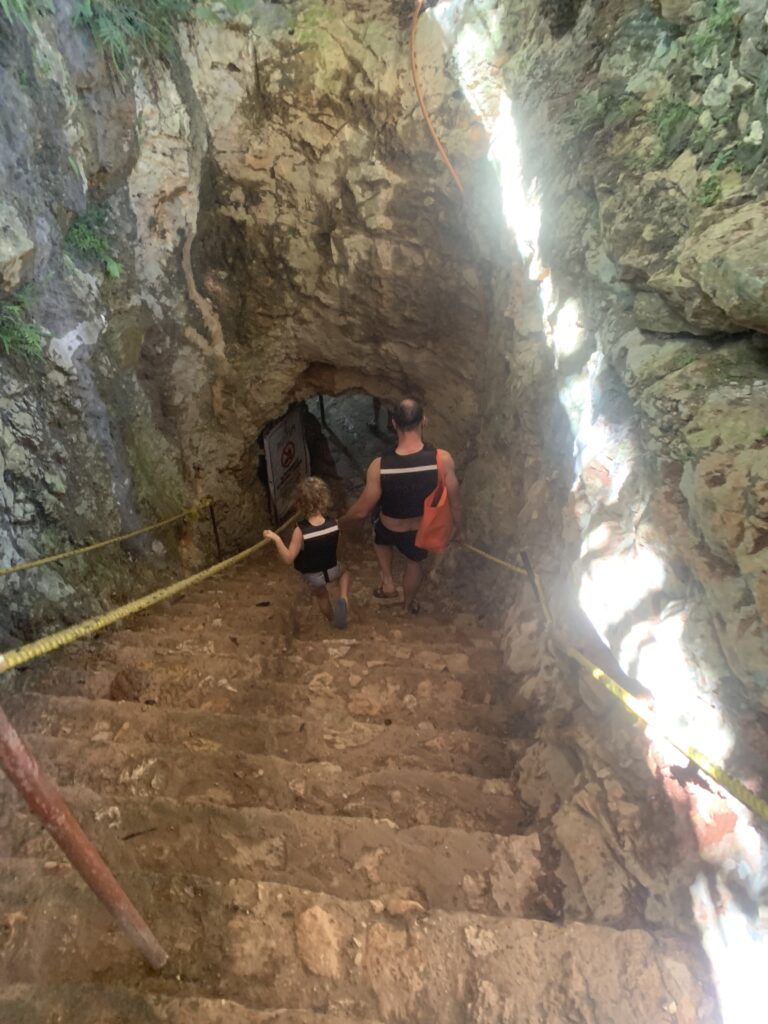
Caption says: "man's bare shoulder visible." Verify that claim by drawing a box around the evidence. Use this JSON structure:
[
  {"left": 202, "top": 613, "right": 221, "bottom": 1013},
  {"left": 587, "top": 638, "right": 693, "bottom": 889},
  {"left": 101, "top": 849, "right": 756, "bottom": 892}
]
[{"left": 437, "top": 448, "right": 456, "bottom": 469}]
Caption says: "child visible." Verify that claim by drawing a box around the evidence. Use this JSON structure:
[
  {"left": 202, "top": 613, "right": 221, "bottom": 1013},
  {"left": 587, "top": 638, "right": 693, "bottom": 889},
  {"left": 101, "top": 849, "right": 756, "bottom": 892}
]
[{"left": 263, "top": 476, "right": 350, "bottom": 628}]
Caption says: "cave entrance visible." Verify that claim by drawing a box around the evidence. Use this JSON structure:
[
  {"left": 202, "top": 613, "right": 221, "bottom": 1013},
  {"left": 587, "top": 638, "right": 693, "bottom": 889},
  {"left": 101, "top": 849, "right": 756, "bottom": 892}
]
[
  {"left": 306, "top": 391, "right": 396, "bottom": 496},
  {"left": 258, "top": 390, "right": 397, "bottom": 525}
]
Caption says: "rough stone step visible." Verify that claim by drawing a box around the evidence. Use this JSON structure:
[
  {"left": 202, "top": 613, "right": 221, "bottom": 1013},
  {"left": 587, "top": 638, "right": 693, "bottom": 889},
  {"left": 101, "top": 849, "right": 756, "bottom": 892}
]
[
  {"left": 17, "top": 632, "right": 502, "bottom": 699},
  {"left": 164, "top": 596, "right": 499, "bottom": 644},
  {"left": 0, "top": 861, "right": 715, "bottom": 1024},
  {"left": 92, "top": 630, "right": 501, "bottom": 669},
  {"left": 90, "top": 628, "right": 280, "bottom": 659},
  {"left": 12, "top": 665, "right": 511, "bottom": 735},
  {"left": 281, "top": 638, "right": 503, "bottom": 679},
  {"left": 2, "top": 788, "right": 549, "bottom": 918},
  {"left": 6, "top": 734, "right": 529, "bottom": 834},
  {"left": 16, "top": 647, "right": 280, "bottom": 689},
  {"left": 0, "top": 986, "right": 384, "bottom": 1024},
  {"left": 6, "top": 694, "right": 516, "bottom": 777},
  {"left": 46, "top": 641, "right": 505, "bottom": 706}
]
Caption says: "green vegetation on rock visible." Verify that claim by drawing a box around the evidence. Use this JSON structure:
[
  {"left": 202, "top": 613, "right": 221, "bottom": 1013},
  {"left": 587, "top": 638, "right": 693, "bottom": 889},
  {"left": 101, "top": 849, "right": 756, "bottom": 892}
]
[
  {"left": 652, "top": 98, "right": 697, "bottom": 161},
  {"left": 694, "top": 173, "right": 723, "bottom": 207},
  {"left": 0, "top": 0, "right": 51, "bottom": 29},
  {"left": 65, "top": 205, "right": 123, "bottom": 279},
  {"left": 572, "top": 92, "right": 607, "bottom": 133},
  {"left": 0, "top": 290, "right": 44, "bottom": 358},
  {"left": 2, "top": 0, "right": 256, "bottom": 70},
  {"left": 691, "top": 0, "right": 738, "bottom": 60}
]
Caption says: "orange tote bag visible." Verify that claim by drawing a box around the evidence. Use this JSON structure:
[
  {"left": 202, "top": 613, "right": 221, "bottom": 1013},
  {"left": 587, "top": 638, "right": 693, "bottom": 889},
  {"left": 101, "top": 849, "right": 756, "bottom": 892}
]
[{"left": 415, "top": 449, "right": 453, "bottom": 552}]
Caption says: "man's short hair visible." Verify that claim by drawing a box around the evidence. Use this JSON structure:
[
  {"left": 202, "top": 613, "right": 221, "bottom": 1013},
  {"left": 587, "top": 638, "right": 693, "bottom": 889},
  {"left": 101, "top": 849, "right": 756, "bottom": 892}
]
[{"left": 392, "top": 399, "right": 424, "bottom": 430}]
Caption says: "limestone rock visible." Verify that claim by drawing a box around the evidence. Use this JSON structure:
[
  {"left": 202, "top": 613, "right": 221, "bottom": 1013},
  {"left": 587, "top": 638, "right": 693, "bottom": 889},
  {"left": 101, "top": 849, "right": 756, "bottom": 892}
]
[
  {"left": 0, "top": 202, "right": 34, "bottom": 291},
  {"left": 295, "top": 906, "right": 342, "bottom": 979},
  {"left": 678, "top": 202, "right": 768, "bottom": 334},
  {"left": 554, "top": 804, "right": 634, "bottom": 925}
]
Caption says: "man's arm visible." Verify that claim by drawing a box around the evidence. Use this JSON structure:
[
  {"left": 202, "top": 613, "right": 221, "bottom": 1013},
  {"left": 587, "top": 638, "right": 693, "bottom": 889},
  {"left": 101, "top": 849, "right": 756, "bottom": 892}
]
[
  {"left": 440, "top": 450, "right": 462, "bottom": 539},
  {"left": 338, "top": 458, "right": 382, "bottom": 528}
]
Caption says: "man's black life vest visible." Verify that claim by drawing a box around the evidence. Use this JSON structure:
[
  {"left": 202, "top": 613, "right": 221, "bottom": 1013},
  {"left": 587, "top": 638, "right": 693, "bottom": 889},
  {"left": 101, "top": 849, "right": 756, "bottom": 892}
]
[
  {"left": 379, "top": 444, "right": 439, "bottom": 519},
  {"left": 294, "top": 517, "right": 339, "bottom": 574}
]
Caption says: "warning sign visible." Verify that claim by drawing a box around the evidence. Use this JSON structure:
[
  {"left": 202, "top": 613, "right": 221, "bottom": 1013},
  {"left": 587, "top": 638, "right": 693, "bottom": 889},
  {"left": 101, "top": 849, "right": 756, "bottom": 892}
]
[{"left": 263, "top": 406, "right": 309, "bottom": 521}]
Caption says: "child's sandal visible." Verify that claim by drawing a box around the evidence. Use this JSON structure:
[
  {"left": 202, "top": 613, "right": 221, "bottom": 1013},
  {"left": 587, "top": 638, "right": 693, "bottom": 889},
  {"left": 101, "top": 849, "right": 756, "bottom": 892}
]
[{"left": 334, "top": 598, "right": 349, "bottom": 629}]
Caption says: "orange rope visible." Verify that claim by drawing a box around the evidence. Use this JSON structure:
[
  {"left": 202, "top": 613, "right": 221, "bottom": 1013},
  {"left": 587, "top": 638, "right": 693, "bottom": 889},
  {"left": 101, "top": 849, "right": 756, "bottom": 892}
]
[{"left": 410, "top": 0, "right": 465, "bottom": 195}]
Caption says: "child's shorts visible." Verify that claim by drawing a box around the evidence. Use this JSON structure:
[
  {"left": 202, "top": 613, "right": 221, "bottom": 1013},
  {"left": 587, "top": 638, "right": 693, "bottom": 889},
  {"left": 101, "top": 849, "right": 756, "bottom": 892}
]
[{"left": 301, "top": 564, "right": 343, "bottom": 589}]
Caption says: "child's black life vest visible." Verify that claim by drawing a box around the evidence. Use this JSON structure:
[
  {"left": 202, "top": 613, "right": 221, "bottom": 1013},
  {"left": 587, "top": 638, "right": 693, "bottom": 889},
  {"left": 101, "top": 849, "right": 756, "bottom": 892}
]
[{"left": 294, "top": 517, "right": 339, "bottom": 574}]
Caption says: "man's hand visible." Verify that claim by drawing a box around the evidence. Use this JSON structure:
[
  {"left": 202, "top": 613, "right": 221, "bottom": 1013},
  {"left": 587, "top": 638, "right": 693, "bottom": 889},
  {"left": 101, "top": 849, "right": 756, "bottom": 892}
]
[
  {"left": 340, "top": 459, "right": 382, "bottom": 526},
  {"left": 263, "top": 530, "right": 278, "bottom": 542}
]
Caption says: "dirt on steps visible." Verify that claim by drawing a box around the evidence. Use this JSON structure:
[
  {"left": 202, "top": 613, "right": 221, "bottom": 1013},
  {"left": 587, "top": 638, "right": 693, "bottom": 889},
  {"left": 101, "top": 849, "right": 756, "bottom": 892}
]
[
  {"left": 0, "top": 536, "right": 717, "bottom": 1021},
  {"left": 0, "top": 860, "right": 716, "bottom": 1024},
  {"left": 4, "top": 692, "right": 516, "bottom": 777},
  {"left": 1, "top": 786, "right": 551, "bottom": 918},
  {"left": 0, "top": 986, "right": 385, "bottom": 1024},
  {"left": 0, "top": 734, "right": 529, "bottom": 833}
]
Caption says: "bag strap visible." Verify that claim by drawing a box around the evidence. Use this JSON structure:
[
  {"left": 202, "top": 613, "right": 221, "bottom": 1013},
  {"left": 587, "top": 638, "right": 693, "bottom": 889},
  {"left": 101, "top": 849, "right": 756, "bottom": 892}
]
[{"left": 435, "top": 448, "right": 444, "bottom": 485}]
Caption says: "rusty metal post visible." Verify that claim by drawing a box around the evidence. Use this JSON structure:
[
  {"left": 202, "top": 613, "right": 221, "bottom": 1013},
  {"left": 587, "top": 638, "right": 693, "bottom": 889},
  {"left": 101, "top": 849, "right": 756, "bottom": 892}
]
[
  {"left": 0, "top": 704, "right": 169, "bottom": 969},
  {"left": 208, "top": 502, "right": 223, "bottom": 562}
]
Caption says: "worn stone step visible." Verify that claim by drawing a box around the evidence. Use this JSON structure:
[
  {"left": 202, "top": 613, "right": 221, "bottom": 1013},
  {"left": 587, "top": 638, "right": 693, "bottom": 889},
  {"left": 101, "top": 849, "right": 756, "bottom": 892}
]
[
  {"left": 286, "top": 634, "right": 501, "bottom": 661},
  {"left": 5, "top": 694, "right": 516, "bottom": 777},
  {"left": 0, "top": 861, "right": 715, "bottom": 1024},
  {"left": 4, "top": 734, "right": 528, "bottom": 834},
  {"left": 2, "top": 788, "right": 549, "bottom": 918},
  {"left": 12, "top": 664, "right": 511, "bottom": 735},
  {"left": 33, "top": 640, "right": 505, "bottom": 707},
  {"left": 15, "top": 646, "right": 280, "bottom": 690},
  {"left": 167, "top": 592, "right": 498, "bottom": 643},
  {"left": 0, "top": 986, "right": 383, "bottom": 1024},
  {"left": 91, "top": 627, "right": 280, "bottom": 660}
]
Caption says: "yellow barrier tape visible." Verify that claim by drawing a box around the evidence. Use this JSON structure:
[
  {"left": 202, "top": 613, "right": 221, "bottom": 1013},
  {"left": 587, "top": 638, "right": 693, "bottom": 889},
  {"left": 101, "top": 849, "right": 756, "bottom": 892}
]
[
  {"left": 462, "top": 540, "right": 768, "bottom": 825},
  {"left": 0, "top": 500, "right": 212, "bottom": 579},
  {"left": 0, "top": 515, "right": 296, "bottom": 676},
  {"left": 567, "top": 647, "right": 768, "bottom": 824},
  {"left": 459, "top": 542, "right": 527, "bottom": 577}
]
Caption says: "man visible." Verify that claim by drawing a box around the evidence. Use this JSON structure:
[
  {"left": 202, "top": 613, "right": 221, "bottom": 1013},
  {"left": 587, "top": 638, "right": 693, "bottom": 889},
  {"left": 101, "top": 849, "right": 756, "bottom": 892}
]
[{"left": 340, "top": 398, "right": 461, "bottom": 613}]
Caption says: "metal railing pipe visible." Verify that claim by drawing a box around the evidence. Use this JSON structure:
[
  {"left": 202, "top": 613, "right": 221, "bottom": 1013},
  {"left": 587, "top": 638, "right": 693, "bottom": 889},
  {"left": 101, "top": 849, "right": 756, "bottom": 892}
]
[{"left": 0, "top": 705, "right": 169, "bottom": 968}]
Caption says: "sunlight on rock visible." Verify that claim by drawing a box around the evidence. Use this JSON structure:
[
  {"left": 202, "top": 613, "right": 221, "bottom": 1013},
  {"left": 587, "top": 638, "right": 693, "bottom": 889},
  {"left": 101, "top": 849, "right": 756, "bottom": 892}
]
[
  {"left": 691, "top": 873, "right": 767, "bottom": 1024},
  {"left": 578, "top": 544, "right": 667, "bottom": 639}
]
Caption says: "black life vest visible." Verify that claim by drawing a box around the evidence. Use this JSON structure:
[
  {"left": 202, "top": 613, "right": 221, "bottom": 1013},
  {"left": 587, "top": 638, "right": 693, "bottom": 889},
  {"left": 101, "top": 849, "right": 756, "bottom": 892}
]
[
  {"left": 294, "top": 517, "right": 339, "bottom": 574},
  {"left": 380, "top": 444, "right": 438, "bottom": 519}
]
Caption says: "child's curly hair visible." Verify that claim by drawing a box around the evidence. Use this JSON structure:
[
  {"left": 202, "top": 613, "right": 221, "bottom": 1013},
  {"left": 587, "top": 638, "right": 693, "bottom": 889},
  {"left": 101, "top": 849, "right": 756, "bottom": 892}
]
[{"left": 294, "top": 476, "right": 331, "bottom": 519}]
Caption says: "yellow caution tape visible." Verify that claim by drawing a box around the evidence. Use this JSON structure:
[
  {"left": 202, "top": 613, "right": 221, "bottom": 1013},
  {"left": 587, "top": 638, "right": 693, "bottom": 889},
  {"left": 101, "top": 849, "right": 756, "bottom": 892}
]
[
  {"left": 567, "top": 647, "right": 768, "bottom": 824},
  {"left": 462, "top": 540, "right": 768, "bottom": 825},
  {"left": 458, "top": 542, "right": 528, "bottom": 576},
  {"left": 0, "top": 499, "right": 212, "bottom": 579},
  {"left": 0, "top": 515, "right": 296, "bottom": 676}
]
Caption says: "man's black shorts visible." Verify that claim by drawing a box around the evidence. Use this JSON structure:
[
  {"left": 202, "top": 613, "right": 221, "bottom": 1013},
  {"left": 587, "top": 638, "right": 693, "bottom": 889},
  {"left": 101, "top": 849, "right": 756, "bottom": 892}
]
[{"left": 373, "top": 517, "right": 429, "bottom": 562}]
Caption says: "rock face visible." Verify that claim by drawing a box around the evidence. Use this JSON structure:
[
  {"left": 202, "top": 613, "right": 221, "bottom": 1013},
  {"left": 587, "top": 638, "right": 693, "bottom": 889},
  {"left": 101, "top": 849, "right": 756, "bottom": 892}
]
[
  {"left": 0, "top": 0, "right": 499, "bottom": 638},
  {"left": 1, "top": 0, "right": 767, "bottom": 1009},
  {"left": 439, "top": 0, "right": 768, "bottom": 715},
  {"left": 0, "top": 0, "right": 496, "bottom": 637}
]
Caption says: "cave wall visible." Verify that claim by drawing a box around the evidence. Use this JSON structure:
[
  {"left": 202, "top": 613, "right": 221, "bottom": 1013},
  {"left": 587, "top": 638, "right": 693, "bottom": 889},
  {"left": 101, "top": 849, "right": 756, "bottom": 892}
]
[
  {"left": 430, "top": 0, "right": 768, "bottom": 716},
  {"left": 427, "top": 0, "right": 768, "bottom": 978},
  {"left": 0, "top": 0, "right": 502, "bottom": 641}
]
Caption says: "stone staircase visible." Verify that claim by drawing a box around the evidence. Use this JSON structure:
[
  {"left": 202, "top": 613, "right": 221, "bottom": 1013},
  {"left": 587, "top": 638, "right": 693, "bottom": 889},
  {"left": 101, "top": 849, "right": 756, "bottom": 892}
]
[{"left": 0, "top": 540, "right": 715, "bottom": 1022}]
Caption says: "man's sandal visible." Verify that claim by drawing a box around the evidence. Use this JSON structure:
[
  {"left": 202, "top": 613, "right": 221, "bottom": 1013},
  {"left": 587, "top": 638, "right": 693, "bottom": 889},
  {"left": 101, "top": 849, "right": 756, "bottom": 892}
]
[{"left": 373, "top": 585, "right": 398, "bottom": 599}]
